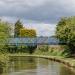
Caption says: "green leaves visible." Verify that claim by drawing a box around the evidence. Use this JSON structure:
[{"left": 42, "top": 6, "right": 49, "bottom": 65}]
[
  {"left": 56, "top": 17, "right": 75, "bottom": 44},
  {"left": 56, "top": 17, "right": 75, "bottom": 54},
  {"left": 14, "top": 20, "right": 23, "bottom": 37},
  {"left": 0, "top": 20, "right": 11, "bottom": 53},
  {"left": 20, "top": 28, "right": 36, "bottom": 37},
  {"left": 14, "top": 20, "right": 36, "bottom": 38}
]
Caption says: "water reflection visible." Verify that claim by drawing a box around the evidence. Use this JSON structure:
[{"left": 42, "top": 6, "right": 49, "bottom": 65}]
[
  {"left": 0, "top": 66, "right": 3, "bottom": 74},
  {"left": 0, "top": 56, "right": 75, "bottom": 75},
  {"left": 60, "top": 66, "right": 75, "bottom": 75},
  {"left": 9, "top": 57, "right": 37, "bottom": 72}
]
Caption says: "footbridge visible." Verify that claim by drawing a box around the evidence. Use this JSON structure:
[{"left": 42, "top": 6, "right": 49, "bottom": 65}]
[{"left": 6, "top": 37, "right": 65, "bottom": 46}]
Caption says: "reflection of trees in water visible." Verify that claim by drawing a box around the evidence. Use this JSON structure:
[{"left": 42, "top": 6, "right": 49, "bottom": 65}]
[
  {"left": 28, "top": 57, "right": 35, "bottom": 63},
  {"left": 9, "top": 57, "right": 37, "bottom": 72},
  {"left": 60, "top": 65, "right": 75, "bottom": 75},
  {"left": 0, "top": 64, "right": 3, "bottom": 75},
  {"left": 38, "top": 58, "right": 49, "bottom": 66}
]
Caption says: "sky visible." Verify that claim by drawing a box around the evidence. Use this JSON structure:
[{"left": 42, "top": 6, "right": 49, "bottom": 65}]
[{"left": 0, "top": 0, "right": 75, "bottom": 36}]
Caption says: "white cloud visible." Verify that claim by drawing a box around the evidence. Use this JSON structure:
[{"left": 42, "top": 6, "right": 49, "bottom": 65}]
[
  {"left": 0, "top": 0, "right": 75, "bottom": 36},
  {"left": 1, "top": 16, "right": 56, "bottom": 36},
  {"left": 0, "top": 0, "right": 75, "bottom": 23},
  {"left": 0, "top": 16, "right": 17, "bottom": 23},
  {"left": 23, "top": 22, "right": 56, "bottom": 36}
]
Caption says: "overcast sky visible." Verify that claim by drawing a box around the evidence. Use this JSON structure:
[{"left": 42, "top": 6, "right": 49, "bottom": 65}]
[{"left": 0, "top": 0, "right": 75, "bottom": 36}]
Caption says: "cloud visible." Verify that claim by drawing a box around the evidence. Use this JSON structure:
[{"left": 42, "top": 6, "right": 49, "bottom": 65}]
[
  {"left": 23, "top": 22, "right": 56, "bottom": 36},
  {"left": 0, "top": 0, "right": 75, "bottom": 36},
  {"left": 0, "top": 0, "right": 75, "bottom": 23},
  {"left": 1, "top": 16, "right": 56, "bottom": 36}
]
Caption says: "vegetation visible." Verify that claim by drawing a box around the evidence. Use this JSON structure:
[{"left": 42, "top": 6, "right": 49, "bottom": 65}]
[
  {"left": 0, "top": 17, "right": 75, "bottom": 71},
  {"left": 20, "top": 28, "right": 36, "bottom": 37},
  {"left": 14, "top": 20, "right": 23, "bottom": 37},
  {"left": 9, "top": 20, "right": 37, "bottom": 54},
  {"left": 0, "top": 20, "right": 11, "bottom": 53},
  {"left": 34, "top": 45, "right": 68, "bottom": 57},
  {"left": 0, "top": 20, "right": 11, "bottom": 66},
  {"left": 56, "top": 17, "right": 75, "bottom": 54},
  {"left": 20, "top": 28, "right": 37, "bottom": 54}
]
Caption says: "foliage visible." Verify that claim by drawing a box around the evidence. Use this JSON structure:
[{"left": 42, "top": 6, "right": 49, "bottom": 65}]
[
  {"left": 20, "top": 28, "right": 36, "bottom": 37},
  {"left": 0, "top": 20, "right": 11, "bottom": 53},
  {"left": 27, "top": 45, "right": 37, "bottom": 54},
  {"left": 14, "top": 20, "right": 23, "bottom": 37},
  {"left": 20, "top": 28, "right": 37, "bottom": 54},
  {"left": 0, "top": 21, "right": 11, "bottom": 38},
  {"left": 0, "top": 20, "right": 11, "bottom": 67},
  {"left": 8, "top": 20, "right": 37, "bottom": 54},
  {"left": 34, "top": 45, "right": 68, "bottom": 57},
  {"left": 56, "top": 17, "right": 75, "bottom": 54},
  {"left": 37, "top": 45, "right": 48, "bottom": 52}
]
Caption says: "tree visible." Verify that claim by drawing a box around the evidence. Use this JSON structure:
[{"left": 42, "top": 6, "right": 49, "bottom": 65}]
[
  {"left": 20, "top": 28, "right": 37, "bottom": 54},
  {"left": 0, "top": 20, "right": 11, "bottom": 53},
  {"left": 14, "top": 20, "right": 23, "bottom": 37},
  {"left": 56, "top": 17, "right": 75, "bottom": 54},
  {"left": 20, "top": 28, "right": 36, "bottom": 37}
]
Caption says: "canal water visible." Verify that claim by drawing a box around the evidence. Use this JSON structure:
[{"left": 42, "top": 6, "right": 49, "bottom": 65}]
[{"left": 0, "top": 56, "right": 75, "bottom": 75}]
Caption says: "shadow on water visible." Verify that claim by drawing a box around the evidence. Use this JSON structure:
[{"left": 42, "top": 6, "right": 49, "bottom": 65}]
[{"left": 0, "top": 67, "right": 3, "bottom": 75}]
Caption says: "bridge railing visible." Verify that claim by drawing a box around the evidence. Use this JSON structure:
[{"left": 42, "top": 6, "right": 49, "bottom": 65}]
[{"left": 6, "top": 37, "right": 66, "bottom": 46}]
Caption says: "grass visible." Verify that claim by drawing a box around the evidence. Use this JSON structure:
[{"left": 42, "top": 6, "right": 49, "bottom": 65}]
[{"left": 34, "top": 48, "right": 69, "bottom": 58}]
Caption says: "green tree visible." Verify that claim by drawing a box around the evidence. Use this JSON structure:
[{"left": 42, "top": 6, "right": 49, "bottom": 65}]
[
  {"left": 0, "top": 20, "right": 11, "bottom": 53},
  {"left": 20, "top": 28, "right": 37, "bottom": 54},
  {"left": 56, "top": 17, "right": 75, "bottom": 54},
  {"left": 14, "top": 20, "right": 23, "bottom": 37},
  {"left": 20, "top": 28, "right": 36, "bottom": 37}
]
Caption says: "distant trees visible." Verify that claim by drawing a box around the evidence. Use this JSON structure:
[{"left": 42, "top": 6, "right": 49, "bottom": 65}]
[
  {"left": 0, "top": 19, "right": 37, "bottom": 54},
  {"left": 14, "top": 20, "right": 23, "bottom": 37},
  {"left": 13, "top": 20, "right": 37, "bottom": 54},
  {"left": 8, "top": 20, "right": 23, "bottom": 53},
  {"left": 14, "top": 20, "right": 36, "bottom": 37},
  {"left": 56, "top": 17, "right": 75, "bottom": 54},
  {"left": 20, "top": 28, "right": 36, "bottom": 37},
  {"left": 20, "top": 28, "right": 37, "bottom": 54}
]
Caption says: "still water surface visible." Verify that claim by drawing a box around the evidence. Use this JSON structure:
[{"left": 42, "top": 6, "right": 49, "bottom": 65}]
[{"left": 0, "top": 56, "right": 75, "bottom": 75}]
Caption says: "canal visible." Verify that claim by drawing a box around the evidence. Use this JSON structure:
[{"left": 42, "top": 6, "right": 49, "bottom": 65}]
[{"left": 0, "top": 56, "right": 75, "bottom": 75}]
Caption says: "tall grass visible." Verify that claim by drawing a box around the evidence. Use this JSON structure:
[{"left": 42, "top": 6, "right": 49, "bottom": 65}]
[{"left": 34, "top": 45, "right": 70, "bottom": 57}]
